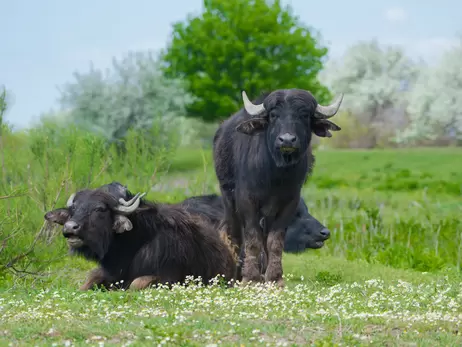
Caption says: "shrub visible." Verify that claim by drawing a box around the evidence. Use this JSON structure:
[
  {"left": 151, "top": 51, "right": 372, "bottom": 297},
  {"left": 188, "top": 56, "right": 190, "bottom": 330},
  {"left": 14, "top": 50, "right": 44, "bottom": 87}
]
[
  {"left": 0, "top": 120, "right": 178, "bottom": 279},
  {"left": 58, "top": 50, "right": 196, "bottom": 151}
]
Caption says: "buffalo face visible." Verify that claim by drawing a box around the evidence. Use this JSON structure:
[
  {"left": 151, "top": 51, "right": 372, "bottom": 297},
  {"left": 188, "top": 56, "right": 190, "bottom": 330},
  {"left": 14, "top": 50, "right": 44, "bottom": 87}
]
[
  {"left": 236, "top": 89, "right": 343, "bottom": 167},
  {"left": 44, "top": 189, "right": 145, "bottom": 261},
  {"left": 284, "top": 199, "right": 330, "bottom": 253}
]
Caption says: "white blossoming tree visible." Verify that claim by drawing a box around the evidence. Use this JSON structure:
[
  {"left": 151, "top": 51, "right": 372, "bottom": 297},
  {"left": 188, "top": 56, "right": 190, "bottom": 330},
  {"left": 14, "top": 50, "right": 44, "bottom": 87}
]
[
  {"left": 58, "top": 50, "right": 196, "bottom": 149},
  {"left": 320, "top": 39, "right": 419, "bottom": 147},
  {"left": 396, "top": 39, "right": 462, "bottom": 145}
]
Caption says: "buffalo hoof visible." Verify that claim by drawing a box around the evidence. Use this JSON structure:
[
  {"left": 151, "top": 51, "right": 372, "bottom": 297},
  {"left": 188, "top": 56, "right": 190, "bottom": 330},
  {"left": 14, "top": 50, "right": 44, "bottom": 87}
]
[
  {"left": 264, "top": 274, "right": 285, "bottom": 288},
  {"left": 275, "top": 278, "right": 285, "bottom": 288},
  {"left": 79, "top": 283, "right": 92, "bottom": 291}
]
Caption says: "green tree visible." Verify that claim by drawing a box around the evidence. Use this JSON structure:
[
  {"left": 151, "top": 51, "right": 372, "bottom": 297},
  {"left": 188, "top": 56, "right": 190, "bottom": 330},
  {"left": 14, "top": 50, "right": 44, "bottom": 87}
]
[{"left": 161, "top": 0, "right": 331, "bottom": 122}]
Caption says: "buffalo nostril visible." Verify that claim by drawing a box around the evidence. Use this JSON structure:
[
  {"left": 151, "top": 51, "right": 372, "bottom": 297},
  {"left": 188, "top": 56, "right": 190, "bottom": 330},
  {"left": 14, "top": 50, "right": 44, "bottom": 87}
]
[
  {"left": 63, "top": 221, "right": 81, "bottom": 236},
  {"left": 320, "top": 228, "right": 330, "bottom": 238},
  {"left": 278, "top": 133, "right": 297, "bottom": 144}
]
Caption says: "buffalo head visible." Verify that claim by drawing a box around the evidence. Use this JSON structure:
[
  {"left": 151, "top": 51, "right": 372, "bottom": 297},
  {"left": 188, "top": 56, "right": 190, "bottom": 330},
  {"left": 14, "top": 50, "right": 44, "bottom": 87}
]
[
  {"left": 44, "top": 188, "right": 146, "bottom": 261},
  {"left": 284, "top": 198, "right": 330, "bottom": 253},
  {"left": 236, "top": 89, "right": 343, "bottom": 167}
]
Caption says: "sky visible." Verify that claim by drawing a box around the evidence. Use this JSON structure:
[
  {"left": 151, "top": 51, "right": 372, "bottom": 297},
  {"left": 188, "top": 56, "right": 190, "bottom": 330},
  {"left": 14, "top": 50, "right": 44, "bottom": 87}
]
[{"left": 1, "top": 0, "right": 461, "bottom": 128}]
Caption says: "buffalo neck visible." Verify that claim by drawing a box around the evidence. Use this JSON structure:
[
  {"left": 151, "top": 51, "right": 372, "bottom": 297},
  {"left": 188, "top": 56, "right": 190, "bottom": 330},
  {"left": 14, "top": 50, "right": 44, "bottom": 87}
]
[{"left": 99, "top": 204, "right": 161, "bottom": 273}]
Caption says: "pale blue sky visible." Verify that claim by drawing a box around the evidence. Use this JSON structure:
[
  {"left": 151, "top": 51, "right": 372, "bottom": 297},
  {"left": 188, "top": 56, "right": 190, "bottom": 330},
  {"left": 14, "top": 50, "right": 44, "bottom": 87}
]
[{"left": 1, "top": 0, "right": 460, "bottom": 128}]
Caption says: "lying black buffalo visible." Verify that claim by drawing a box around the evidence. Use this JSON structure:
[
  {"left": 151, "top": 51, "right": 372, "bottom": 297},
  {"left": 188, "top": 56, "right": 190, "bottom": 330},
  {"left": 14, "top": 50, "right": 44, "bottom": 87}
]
[
  {"left": 180, "top": 193, "right": 330, "bottom": 276},
  {"left": 180, "top": 193, "right": 330, "bottom": 253},
  {"left": 100, "top": 182, "right": 330, "bottom": 253},
  {"left": 44, "top": 183, "right": 236, "bottom": 291}
]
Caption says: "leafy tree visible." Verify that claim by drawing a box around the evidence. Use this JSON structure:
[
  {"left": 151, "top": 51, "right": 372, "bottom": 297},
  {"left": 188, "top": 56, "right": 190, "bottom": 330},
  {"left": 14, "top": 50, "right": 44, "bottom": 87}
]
[
  {"left": 59, "top": 51, "right": 196, "bottom": 147},
  {"left": 161, "top": 0, "right": 331, "bottom": 122},
  {"left": 396, "top": 39, "right": 462, "bottom": 145}
]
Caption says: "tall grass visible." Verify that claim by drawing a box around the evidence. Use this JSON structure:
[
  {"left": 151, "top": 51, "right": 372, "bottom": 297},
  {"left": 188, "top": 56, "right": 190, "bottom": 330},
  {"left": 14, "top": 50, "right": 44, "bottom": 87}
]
[
  {"left": 0, "top": 121, "right": 180, "bottom": 284},
  {"left": 1, "top": 122, "right": 461, "bottom": 288},
  {"left": 150, "top": 147, "right": 462, "bottom": 274}
]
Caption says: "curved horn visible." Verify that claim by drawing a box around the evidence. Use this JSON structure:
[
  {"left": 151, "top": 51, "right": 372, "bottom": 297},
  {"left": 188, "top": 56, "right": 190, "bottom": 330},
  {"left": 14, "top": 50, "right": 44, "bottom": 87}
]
[
  {"left": 118, "top": 192, "right": 142, "bottom": 206},
  {"left": 113, "top": 192, "right": 146, "bottom": 215},
  {"left": 314, "top": 93, "right": 344, "bottom": 119},
  {"left": 66, "top": 193, "right": 76, "bottom": 208},
  {"left": 242, "top": 91, "right": 266, "bottom": 116}
]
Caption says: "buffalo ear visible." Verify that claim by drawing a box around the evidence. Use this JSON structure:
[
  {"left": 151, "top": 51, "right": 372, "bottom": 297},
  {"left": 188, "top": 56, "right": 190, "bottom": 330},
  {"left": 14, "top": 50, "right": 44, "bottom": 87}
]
[
  {"left": 113, "top": 215, "right": 133, "bottom": 234},
  {"left": 312, "top": 119, "right": 341, "bottom": 138},
  {"left": 44, "top": 208, "right": 70, "bottom": 225},
  {"left": 236, "top": 118, "right": 268, "bottom": 135}
]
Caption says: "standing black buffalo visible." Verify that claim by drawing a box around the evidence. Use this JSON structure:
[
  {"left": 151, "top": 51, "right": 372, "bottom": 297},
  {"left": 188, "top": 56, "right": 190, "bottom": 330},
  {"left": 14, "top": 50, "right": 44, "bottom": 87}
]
[
  {"left": 213, "top": 89, "right": 343, "bottom": 286},
  {"left": 180, "top": 193, "right": 330, "bottom": 253},
  {"left": 44, "top": 184, "right": 236, "bottom": 291}
]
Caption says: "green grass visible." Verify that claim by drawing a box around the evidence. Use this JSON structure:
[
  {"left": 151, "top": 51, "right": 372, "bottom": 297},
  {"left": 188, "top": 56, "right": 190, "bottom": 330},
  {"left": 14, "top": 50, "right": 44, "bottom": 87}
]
[
  {"left": 2, "top": 255, "right": 462, "bottom": 346},
  {"left": 1, "top": 125, "right": 462, "bottom": 345},
  {"left": 158, "top": 146, "right": 462, "bottom": 274}
]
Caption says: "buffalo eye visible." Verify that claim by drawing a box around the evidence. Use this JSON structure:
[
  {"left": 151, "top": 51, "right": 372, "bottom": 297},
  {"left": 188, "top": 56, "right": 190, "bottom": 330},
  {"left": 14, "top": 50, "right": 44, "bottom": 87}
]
[
  {"left": 94, "top": 206, "right": 107, "bottom": 213},
  {"left": 269, "top": 110, "right": 278, "bottom": 121}
]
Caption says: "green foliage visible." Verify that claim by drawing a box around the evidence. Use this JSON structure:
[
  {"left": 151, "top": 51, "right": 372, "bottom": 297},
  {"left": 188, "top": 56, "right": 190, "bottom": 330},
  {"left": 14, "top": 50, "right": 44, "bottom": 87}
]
[
  {"left": 1, "top": 258, "right": 462, "bottom": 345},
  {"left": 314, "top": 270, "right": 343, "bottom": 286},
  {"left": 0, "top": 86, "right": 13, "bottom": 134},
  {"left": 0, "top": 120, "right": 179, "bottom": 277},
  {"left": 317, "top": 110, "right": 372, "bottom": 148},
  {"left": 1, "top": 121, "right": 462, "bottom": 345},
  {"left": 140, "top": 146, "right": 462, "bottom": 273},
  {"left": 161, "top": 0, "right": 331, "bottom": 122},
  {"left": 1, "top": 121, "right": 462, "bottom": 285},
  {"left": 0, "top": 87, "right": 6, "bottom": 120},
  {"left": 58, "top": 50, "right": 195, "bottom": 147}
]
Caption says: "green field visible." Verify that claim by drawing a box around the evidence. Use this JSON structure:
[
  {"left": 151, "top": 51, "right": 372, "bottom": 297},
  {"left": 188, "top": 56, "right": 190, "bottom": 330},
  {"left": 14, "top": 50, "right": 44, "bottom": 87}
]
[{"left": 1, "top": 132, "right": 462, "bottom": 345}]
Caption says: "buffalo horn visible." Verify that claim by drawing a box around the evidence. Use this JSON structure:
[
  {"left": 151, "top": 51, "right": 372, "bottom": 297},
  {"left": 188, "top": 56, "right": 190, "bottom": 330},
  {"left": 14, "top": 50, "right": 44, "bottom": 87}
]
[
  {"left": 113, "top": 192, "right": 146, "bottom": 214},
  {"left": 66, "top": 193, "right": 76, "bottom": 208},
  {"left": 242, "top": 91, "right": 266, "bottom": 116},
  {"left": 118, "top": 193, "right": 143, "bottom": 206},
  {"left": 314, "top": 94, "right": 344, "bottom": 119}
]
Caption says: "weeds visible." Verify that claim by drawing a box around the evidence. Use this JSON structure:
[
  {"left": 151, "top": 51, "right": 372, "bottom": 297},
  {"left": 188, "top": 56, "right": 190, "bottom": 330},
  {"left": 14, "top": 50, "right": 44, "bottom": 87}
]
[
  {"left": 0, "top": 123, "right": 461, "bottom": 345},
  {"left": 1, "top": 123, "right": 462, "bottom": 284}
]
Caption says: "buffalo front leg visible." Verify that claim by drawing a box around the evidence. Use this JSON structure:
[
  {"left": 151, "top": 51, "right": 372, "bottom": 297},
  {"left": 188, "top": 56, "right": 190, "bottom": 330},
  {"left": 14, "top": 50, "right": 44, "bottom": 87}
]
[
  {"left": 264, "top": 229, "right": 286, "bottom": 287},
  {"left": 129, "top": 275, "right": 159, "bottom": 290},
  {"left": 241, "top": 221, "right": 264, "bottom": 285},
  {"left": 79, "top": 267, "right": 108, "bottom": 291},
  {"left": 264, "top": 198, "right": 298, "bottom": 287}
]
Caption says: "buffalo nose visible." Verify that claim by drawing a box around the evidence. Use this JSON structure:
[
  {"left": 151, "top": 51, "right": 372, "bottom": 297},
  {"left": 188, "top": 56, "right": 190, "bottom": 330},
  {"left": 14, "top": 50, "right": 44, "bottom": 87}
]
[
  {"left": 63, "top": 220, "right": 81, "bottom": 237},
  {"left": 319, "top": 228, "right": 330, "bottom": 239},
  {"left": 277, "top": 133, "right": 297, "bottom": 145}
]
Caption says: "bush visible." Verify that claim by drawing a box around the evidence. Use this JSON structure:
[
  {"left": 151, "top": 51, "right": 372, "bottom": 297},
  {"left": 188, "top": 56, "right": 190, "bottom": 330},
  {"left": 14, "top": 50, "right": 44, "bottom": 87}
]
[
  {"left": 58, "top": 50, "right": 196, "bottom": 150},
  {"left": 162, "top": 0, "right": 331, "bottom": 122},
  {"left": 317, "top": 111, "right": 371, "bottom": 149},
  {"left": 0, "top": 120, "right": 179, "bottom": 280}
]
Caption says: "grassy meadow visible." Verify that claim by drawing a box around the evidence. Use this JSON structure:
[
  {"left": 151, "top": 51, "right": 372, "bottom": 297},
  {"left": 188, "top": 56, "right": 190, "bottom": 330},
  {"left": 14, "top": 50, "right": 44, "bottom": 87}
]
[{"left": 1, "top": 124, "right": 462, "bottom": 346}]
